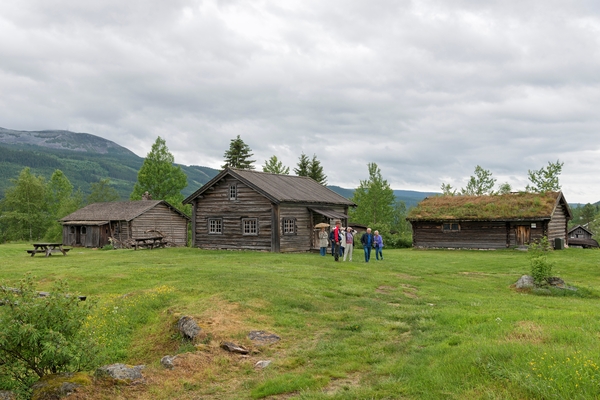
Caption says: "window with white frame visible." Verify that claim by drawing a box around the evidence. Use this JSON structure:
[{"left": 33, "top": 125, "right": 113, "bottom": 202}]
[
  {"left": 229, "top": 184, "right": 237, "bottom": 200},
  {"left": 242, "top": 218, "right": 258, "bottom": 235},
  {"left": 282, "top": 218, "right": 295, "bottom": 235},
  {"left": 208, "top": 218, "right": 223, "bottom": 234}
]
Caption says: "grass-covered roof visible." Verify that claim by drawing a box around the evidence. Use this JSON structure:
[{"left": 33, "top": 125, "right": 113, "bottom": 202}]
[{"left": 407, "top": 191, "right": 568, "bottom": 221}]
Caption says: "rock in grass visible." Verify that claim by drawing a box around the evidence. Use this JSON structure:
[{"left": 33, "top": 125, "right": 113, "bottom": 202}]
[
  {"left": 30, "top": 372, "right": 91, "bottom": 400},
  {"left": 254, "top": 360, "right": 272, "bottom": 369},
  {"left": 95, "top": 364, "right": 145, "bottom": 383},
  {"left": 0, "top": 391, "right": 15, "bottom": 400},
  {"left": 515, "top": 275, "right": 535, "bottom": 289},
  {"left": 248, "top": 331, "right": 281, "bottom": 345},
  {"left": 177, "top": 316, "right": 201, "bottom": 340},
  {"left": 221, "top": 341, "right": 249, "bottom": 354},
  {"left": 161, "top": 355, "right": 176, "bottom": 370}
]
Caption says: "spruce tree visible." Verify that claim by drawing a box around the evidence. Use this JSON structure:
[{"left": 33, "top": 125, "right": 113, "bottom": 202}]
[
  {"left": 294, "top": 153, "right": 310, "bottom": 176},
  {"left": 308, "top": 154, "right": 327, "bottom": 185},
  {"left": 222, "top": 135, "right": 256, "bottom": 170}
]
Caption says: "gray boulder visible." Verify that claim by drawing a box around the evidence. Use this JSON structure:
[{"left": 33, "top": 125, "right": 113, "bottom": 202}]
[
  {"left": 0, "top": 391, "right": 15, "bottom": 400},
  {"left": 177, "top": 316, "right": 201, "bottom": 340},
  {"left": 95, "top": 363, "right": 144, "bottom": 382},
  {"left": 221, "top": 341, "right": 249, "bottom": 354},
  {"left": 248, "top": 330, "right": 281, "bottom": 345},
  {"left": 254, "top": 360, "right": 272, "bottom": 369},
  {"left": 515, "top": 275, "right": 535, "bottom": 289},
  {"left": 161, "top": 355, "right": 176, "bottom": 369}
]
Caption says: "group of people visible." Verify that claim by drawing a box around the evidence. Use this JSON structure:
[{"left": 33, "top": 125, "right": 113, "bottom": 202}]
[{"left": 318, "top": 221, "right": 384, "bottom": 263}]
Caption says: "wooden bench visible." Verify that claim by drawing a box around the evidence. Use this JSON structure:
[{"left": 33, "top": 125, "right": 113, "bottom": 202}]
[{"left": 25, "top": 248, "right": 71, "bottom": 257}]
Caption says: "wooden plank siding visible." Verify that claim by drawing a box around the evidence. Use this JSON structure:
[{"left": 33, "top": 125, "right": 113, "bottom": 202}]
[
  {"left": 131, "top": 203, "right": 188, "bottom": 246},
  {"left": 279, "top": 205, "right": 311, "bottom": 252},
  {"left": 547, "top": 204, "right": 568, "bottom": 243},
  {"left": 412, "top": 221, "right": 508, "bottom": 249},
  {"left": 193, "top": 176, "right": 273, "bottom": 251}
]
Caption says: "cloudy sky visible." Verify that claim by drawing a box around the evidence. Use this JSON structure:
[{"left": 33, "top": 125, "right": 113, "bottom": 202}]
[{"left": 1, "top": 0, "right": 600, "bottom": 202}]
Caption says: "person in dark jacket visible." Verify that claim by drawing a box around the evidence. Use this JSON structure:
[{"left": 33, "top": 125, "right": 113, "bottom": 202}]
[
  {"left": 361, "top": 228, "right": 374, "bottom": 262},
  {"left": 332, "top": 220, "right": 342, "bottom": 261}
]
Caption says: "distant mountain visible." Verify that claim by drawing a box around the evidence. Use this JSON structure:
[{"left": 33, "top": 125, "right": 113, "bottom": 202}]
[
  {"left": 0, "top": 127, "right": 436, "bottom": 206},
  {"left": 0, "top": 127, "right": 219, "bottom": 200},
  {"left": 327, "top": 185, "right": 438, "bottom": 208}
]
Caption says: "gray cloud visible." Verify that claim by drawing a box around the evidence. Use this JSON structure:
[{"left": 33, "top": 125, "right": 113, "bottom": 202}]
[{"left": 1, "top": 0, "right": 600, "bottom": 202}]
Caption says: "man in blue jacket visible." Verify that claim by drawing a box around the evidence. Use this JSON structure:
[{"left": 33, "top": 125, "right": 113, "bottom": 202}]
[{"left": 360, "top": 228, "right": 374, "bottom": 262}]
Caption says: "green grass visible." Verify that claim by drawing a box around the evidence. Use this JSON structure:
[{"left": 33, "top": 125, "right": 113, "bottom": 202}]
[{"left": 1, "top": 244, "right": 600, "bottom": 399}]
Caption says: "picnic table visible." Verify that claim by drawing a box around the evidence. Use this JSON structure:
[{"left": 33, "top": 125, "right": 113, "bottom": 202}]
[
  {"left": 27, "top": 243, "right": 70, "bottom": 257},
  {"left": 133, "top": 236, "right": 166, "bottom": 250}
]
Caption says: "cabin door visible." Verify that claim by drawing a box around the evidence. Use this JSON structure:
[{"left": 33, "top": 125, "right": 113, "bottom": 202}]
[{"left": 515, "top": 225, "right": 530, "bottom": 246}]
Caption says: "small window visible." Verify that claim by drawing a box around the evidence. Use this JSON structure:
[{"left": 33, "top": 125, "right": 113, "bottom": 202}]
[
  {"left": 282, "top": 218, "right": 296, "bottom": 235},
  {"left": 242, "top": 218, "right": 258, "bottom": 235},
  {"left": 70, "top": 226, "right": 75, "bottom": 234},
  {"left": 229, "top": 184, "right": 237, "bottom": 201},
  {"left": 81, "top": 226, "right": 87, "bottom": 234},
  {"left": 208, "top": 218, "right": 223, "bottom": 234},
  {"left": 442, "top": 223, "right": 460, "bottom": 232}
]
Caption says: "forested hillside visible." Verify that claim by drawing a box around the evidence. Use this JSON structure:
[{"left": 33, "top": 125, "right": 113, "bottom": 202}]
[{"left": 0, "top": 128, "right": 218, "bottom": 199}]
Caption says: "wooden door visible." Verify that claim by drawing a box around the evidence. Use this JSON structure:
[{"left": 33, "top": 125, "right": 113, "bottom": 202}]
[{"left": 515, "top": 225, "right": 530, "bottom": 246}]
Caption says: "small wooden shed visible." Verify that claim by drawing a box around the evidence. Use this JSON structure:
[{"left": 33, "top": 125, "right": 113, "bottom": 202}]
[
  {"left": 60, "top": 200, "right": 190, "bottom": 248},
  {"left": 407, "top": 191, "right": 572, "bottom": 249},
  {"left": 183, "top": 167, "right": 356, "bottom": 252},
  {"left": 568, "top": 225, "right": 593, "bottom": 239},
  {"left": 567, "top": 225, "right": 599, "bottom": 248}
]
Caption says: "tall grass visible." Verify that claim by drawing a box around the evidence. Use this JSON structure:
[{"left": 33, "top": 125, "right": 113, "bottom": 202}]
[{"left": 1, "top": 244, "right": 599, "bottom": 399}]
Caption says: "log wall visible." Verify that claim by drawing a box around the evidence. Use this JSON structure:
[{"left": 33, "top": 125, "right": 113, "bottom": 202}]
[
  {"left": 194, "top": 176, "right": 273, "bottom": 251},
  {"left": 412, "top": 221, "right": 508, "bottom": 249},
  {"left": 131, "top": 203, "right": 189, "bottom": 246},
  {"left": 547, "top": 204, "right": 568, "bottom": 243}
]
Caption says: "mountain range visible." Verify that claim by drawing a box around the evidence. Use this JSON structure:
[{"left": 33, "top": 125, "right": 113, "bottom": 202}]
[{"left": 0, "top": 127, "right": 436, "bottom": 206}]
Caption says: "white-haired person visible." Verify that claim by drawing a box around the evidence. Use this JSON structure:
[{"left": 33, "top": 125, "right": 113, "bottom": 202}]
[{"left": 374, "top": 230, "right": 384, "bottom": 260}]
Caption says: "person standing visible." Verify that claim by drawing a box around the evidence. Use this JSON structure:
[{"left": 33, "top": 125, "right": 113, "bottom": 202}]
[
  {"left": 318, "top": 227, "right": 329, "bottom": 256},
  {"left": 374, "top": 230, "right": 384, "bottom": 260},
  {"left": 361, "top": 228, "right": 374, "bottom": 262},
  {"left": 343, "top": 227, "right": 354, "bottom": 261},
  {"left": 333, "top": 220, "right": 342, "bottom": 262},
  {"left": 340, "top": 227, "right": 346, "bottom": 258}
]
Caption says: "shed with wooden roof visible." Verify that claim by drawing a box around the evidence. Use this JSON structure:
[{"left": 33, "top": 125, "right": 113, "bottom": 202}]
[
  {"left": 60, "top": 200, "right": 190, "bottom": 248},
  {"left": 183, "top": 167, "right": 356, "bottom": 252},
  {"left": 406, "top": 191, "right": 572, "bottom": 249}
]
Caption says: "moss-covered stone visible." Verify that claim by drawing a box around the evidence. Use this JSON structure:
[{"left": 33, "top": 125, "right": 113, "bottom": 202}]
[{"left": 31, "top": 373, "right": 91, "bottom": 400}]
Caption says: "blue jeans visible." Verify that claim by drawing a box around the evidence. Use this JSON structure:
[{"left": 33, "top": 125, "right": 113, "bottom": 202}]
[
  {"left": 375, "top": 246, "right": 383, "bottom": 260},
  {"left": 363, "top": 245, "right": 372, "bottom": 262},
  {"left": 320, "top": 247, "right": 327, "bottom": 256}
]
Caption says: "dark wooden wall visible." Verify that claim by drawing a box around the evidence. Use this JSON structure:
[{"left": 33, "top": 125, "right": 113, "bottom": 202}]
[
  {"left": 412, "top": 221, "right": 508, "bottom": 249},
  {"left": 193, "top": 175, "right": 273, "bottom": 251},
  {"left": 131, "top": 203, "right": 188, "bottom": 246}
]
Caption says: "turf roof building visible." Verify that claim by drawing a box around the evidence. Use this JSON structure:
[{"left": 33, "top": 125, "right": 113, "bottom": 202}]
[
  {"left": 60, "top": 200, "right": 190, "bottom": 248},
  {"left": 183, "top": 167, "right": 355, "bottom": 252},
  {"left": 407, "top": 191, "right": 572, "bottom": 249}
]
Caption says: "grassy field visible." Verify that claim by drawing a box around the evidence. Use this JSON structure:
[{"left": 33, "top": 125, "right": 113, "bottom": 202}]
[{"left": 1, "top": 244, "right": 600, "bottom": 399}]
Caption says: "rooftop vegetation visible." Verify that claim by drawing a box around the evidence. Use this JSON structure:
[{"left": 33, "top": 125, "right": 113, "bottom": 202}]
[{"left": 407, "top": 192, "right": 563, "bottom": 221}]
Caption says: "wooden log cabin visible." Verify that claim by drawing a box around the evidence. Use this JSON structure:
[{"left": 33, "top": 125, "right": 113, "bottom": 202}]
[
  {"left": 60, "top": 200, "right": 190, "bottom": 248},
  {"left": 183, "top": 167, "right": 356, "bottom": 252},
  {"left": 407, "top": 191, "right": 572, "bottom": 249}
]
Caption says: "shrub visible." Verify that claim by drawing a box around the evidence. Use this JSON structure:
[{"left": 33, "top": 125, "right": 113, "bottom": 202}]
[
  {"left": 528, "top": 236, "right": 554, "bottom": 285},
  {"left": 0, "top": 275, "right": 98, "bottom": 396},
  {"left": 530, "top": 256, "right": 554, "bottom": 286}
]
